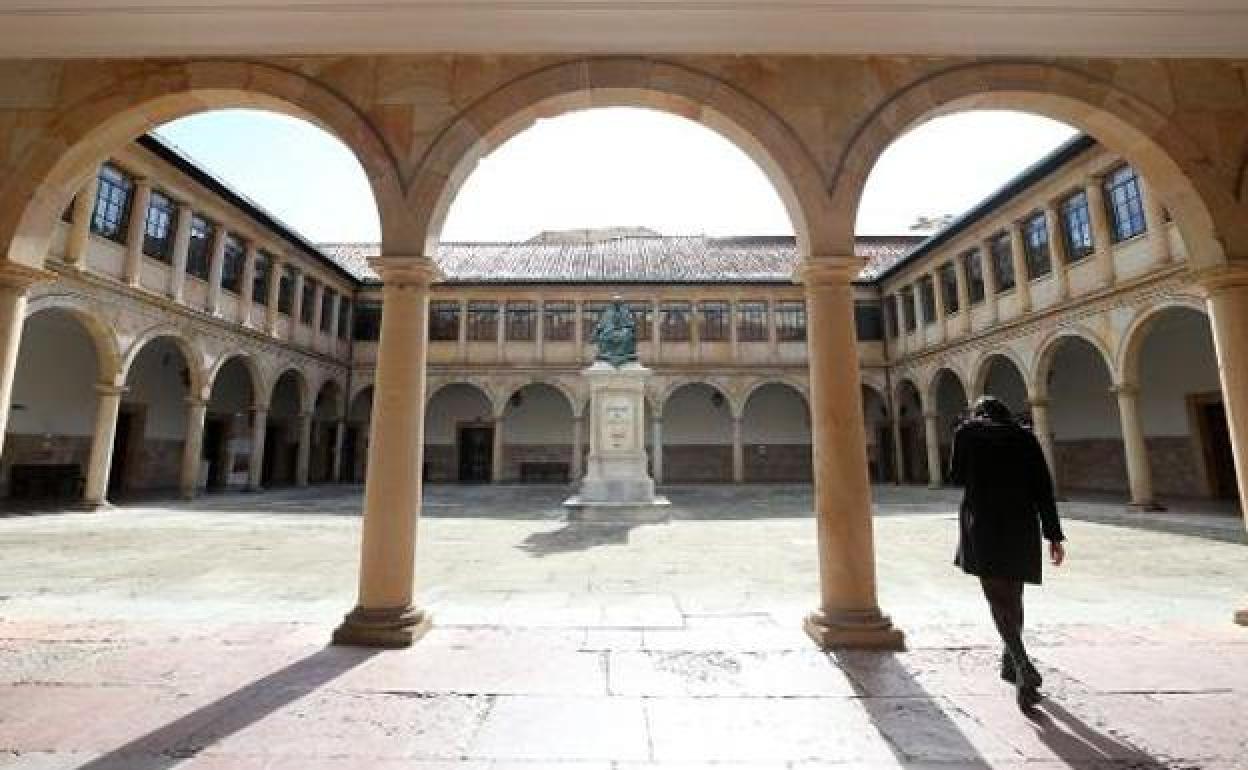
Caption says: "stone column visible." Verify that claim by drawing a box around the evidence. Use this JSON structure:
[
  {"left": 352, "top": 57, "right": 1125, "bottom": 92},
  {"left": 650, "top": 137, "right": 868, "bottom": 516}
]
[
  {"left": 890, "top": 415, "right": 906, "bottom": 485},
  {"left": 265, "top": 258, "right": 283, "bottom": 336},
  {"left": 930, "top": 271, "right": 947, "bottom": 340},
  {"left": 0, "top": 265, "right": 52, "bottom": 458},
  {"left": 294, "top": 411, "right": 312, "bottom": 487},
  {"left": 1113, "top": 383, "right": 1159, "bottom": 510},
  {"left": 331, "top": 420, "right": 346, "bottom": 482},
  {"left": 457, "top": 298, "right": 469, "bottom": 361},
  {"left": 205, "top": 225, "right": 228, "bottom": 315},
  {"left": 82, "top": 383, "right": 127, "bottom": 509},
  {"left": 571, "top": 414, "right": 586, "bottom": 480},
  {"left": 328, "top": 291, "right": 342, "bottom": 347},
  {"left": 731, "top": 415, "right": 745, "bottom": 483},
  {"left": 247, "top": 406, "right": 269, "bottom": 492},
  {"left": 799, "top": 257, "right": 904, "bottom": 650},
  {"left": 1044, "top": 202, "right": 1071, "bottom": 301},
  {"left": 534, "top": 298, "right": 545, "bottom": 360},
  {"left": 1028, "top": 397, "right": 1058, "bottom": 491},
  {"left": 333, "top": 257, "right": 439, "bottom": 648},
  {"left": 1009, "top": 222, "right": 1032, "bottom": 314},
  {"left": 495, "top": 298, "right": 506, "bottom": 359},
  {"left": 909, "top": 284, "right": 924, "bottom": 349},
  {"left": 1198, "top": 265, "right": 1248, "bottom": 625},
  {"left": 953, "top": 255, "right": 972, "bottom": 336},
  {"left": 728, "top": 299, "right": 740, "bottom": 360},
  {"left": 892, "top": 294, "right": 907, "bottom": 355},
  {"left": 312, "top": 281, "right": 326, "bottom": 343},
  {"left": 491, "top": 413, "right": 505, "bottom": 483},
  {"left": 290, "top": 269, "right": 306, "bottom": 340},
  {"left": 923, "top": 412, "right": 942, "bottom": 488},
  {"left": 64, "top": 173, "right": 99, "bottom": 268},
  {"left": 179, "top": 397, "right": 208, "bottom": 500},
  {"left": 168, "top": 200, "right": 194, "bottom": 302},
  {"left": 981, "top": 238, "right": 1000, "bottom": 324},
  {"left": 1086, "top": 176, "right": 1116, "bottom": 287},
  {"left": 1140, "top": 176, "right": 1172, "bottom": 266},
  {"left": 238, "top": 242, "right": 258, "bottom": 326},
  {"left": 650, "top": 415, "right": 663, "bottom": 484},
  {"left": 122, "top": 177, "right": 152, "bottom": 286},
  {"left": 767, "top": 299, "right": 779, "bottom": 358}
]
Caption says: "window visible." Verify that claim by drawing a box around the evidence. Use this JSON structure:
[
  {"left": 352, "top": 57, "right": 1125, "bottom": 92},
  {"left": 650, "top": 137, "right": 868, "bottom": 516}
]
[
  {"left": 581, "top": 302, "right": 607, "bottom": 343},
  {"left": 963, "top": 249, "right": 986, "bottom": 304},
  {"left": 221, "top": 235, "right": 245, "bottom": 294},
  {"left": 300, "top": 280, "right": 316, "bottom": 325},
  {"left": 277, "top": 265, "right": 295, "bottom": 315},
  {"left": 252, "top": 252, "right": 272, "bottom": 307},
  {"left": 855, "top": 301, "right": 884, "bottom": 342},
  {"left": 1022, "top": 212, "right": 1052, "bottom": 278},
  {"left": 1060, "top": 190, "right": 1094, "bottom": 261},
  {"left": 1104, "top": 165, "right": 1146, "bottom": 242},
  {"left": 939, "top": 262, "right": 959, "bottom": 315},
  {"left": 142, "top": 191, "right": 176, "bottom": 261},
  {"left": 775, "top": 300, "right": 806, "bottom": 342},
  {"left": 320, "top": 289, "right": 336, "bottom": 333},
  {"left": 900, "top": 287, "right": 916, "bottom": 332},
  {"left": 737, "top": 301, "right": 768, "bottom": 341},
  {"left": 699, "top": 301, "right": 730, "bottom": 342},
  {"left": 506, "top": 301, "right": 536, "bottom": 341},
  {"left": 884, "top": 295, "right": 900, "bottom": 338},
  {"left": 186, "top": 215, "right": 214, "bottom": 280},
  {"left": 629, "top": 302, "right": 652, "bottom": 342},
  {"left": 543, "top": 302, "right": 575, "bottom": 342},
  {"left": 466, "top": 301, "right": 499, "bottom": 341},
  {"left": 660, "top": 302, "right": 692, "bottom": 342},
  {"left": 90, "top": 164, "right": 133, "bottom": 243},
  {"left": 353, "top": 301, "right": 382, "bottom": 341},
  {"left": 989, "top": 232, "right": 1015, "bottom": 293},
  {"left": 337, "top": 299, "right": 351, "bottom": 339},
  {"left": 919, "top": 277, "right": 937, "bottom": 325},
  {"left": 429, "top": 300, "right": 460, "bottom": 341}
]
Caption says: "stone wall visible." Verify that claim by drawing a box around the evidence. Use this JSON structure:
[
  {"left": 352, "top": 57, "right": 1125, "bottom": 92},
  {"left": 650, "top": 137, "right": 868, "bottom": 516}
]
[
  {"left": 664, "top": 445, "right": 732, "bottom": 482},
  {"left": 0, "top": 433, "right": 92, "bottom": 498},
  {"left": 424, "top": 444, "right": 457, "bottom": 482},
  {"left": 744, "top": 444, "right": 812, "bottom": 482},
  {"left": 1057, "top": 437, "right": 1206, "bottom": 498},
  {"left": 502, "top": 444, "right": 573, "bottom": 482},
  {"left": 122, "top": 438, "right": 182, "bottom": 494}
]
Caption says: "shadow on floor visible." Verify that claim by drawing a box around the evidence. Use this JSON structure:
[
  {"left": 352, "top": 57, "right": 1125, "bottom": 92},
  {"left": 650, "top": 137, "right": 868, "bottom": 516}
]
[{"left": 516, "top": 520, "right": 640, "bottom": 557}]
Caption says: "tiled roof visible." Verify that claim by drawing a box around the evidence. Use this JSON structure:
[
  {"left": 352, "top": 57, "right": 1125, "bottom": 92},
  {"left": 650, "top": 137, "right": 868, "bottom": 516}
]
[{"left": 318, "top": 234, "right": 922, "bottom": 285}]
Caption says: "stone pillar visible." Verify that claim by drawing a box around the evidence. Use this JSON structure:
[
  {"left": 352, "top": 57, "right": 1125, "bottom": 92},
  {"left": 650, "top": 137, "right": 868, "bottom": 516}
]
[
  {"left": 650, "top": 415, "right": 663, "bottom": 484},
  {"left": 890, "top": 416, "right": 906, "bottom": 485},
  {"left": 732, "top": 415, "right": 745, "bottom": 483},
  {"left": 1044, "top": 202, "right": 1071, "bottom": 301},
  {"left": 290, "top": 269, "right": 306, "bottom": 340},
  {"left": 923, "top": 411, "right": 942, "bottom": 488},
  {"left": 1086, "top": 176, "right": 1116, "bottom": 287},
  {"left": 892, "top": 294, "right": 907, "bottom": 356},
  {"left": 980, "top": 239, "right": 1000, "bottom": 324},
  {"left": 179, "top": 397, "right": 208, "bottom": 500},
  {"left": 331, "top": 420, "right": 347, "bottom": 482},
  {"left": 265, "top": 258, "right": 283, "bottom": 336},
  {"left": 168, "top": 200, "right": 194, "bottom": 302},
  {"left": 1028, "top": 397, "right": 1057, "bottom": 485},
  {"left": 1113, "top": 383, "right": 1160, "bottom": 510},
  {"left": 953, "top": 255, "right": 972, "bottom": 336},
  {"left": 799, "top": 257, "right": 904, "bottom": 650},
  {"left": 1198, "top": 265, "right": 1248, "bottom": 625},
  {"left": 312, "top": 281, "right": 326, "bottom": 342},
  {"left": 457, "top": 298, "right": 469, "bottom": 361},
  {"left": 571, "top": 414, "right": 586, "bottom": 480},
  {"left": 205, "top": 225, "right": 228, "bottom": 315},
  {"left": 247, "top": 406, "right": 269, "bottom": 492},
  {"left": 239, "top": 242, "right": 258, "bottom": 326},
  {"left": 294, "top": 411, "right": 312, "bottom": 487},
  {"left": 122, "top": 178, "right": 152, "bottom": 286},
  {"left": 0, "top": 265, "right": 52, "bottom": 458},
  {"left": 909, "top": 285, "right": 924, "bottom": 349},
  {"left": 1140, "top": 176, "right": 1172, "bottom": 266},
  {"left": 328, "top": 291, "right": 342, "bottom": 347},
  {"left": 82, "top": 383, "right": 127, "bottom": 509},
  {"left": 491, "top": 413, "right": 505, "bottom": 483},
  {"left": 64, "top": 173, "right": 99, "bottom": 268},
  {"left": 1008, "top": 222, "right": 1032, "bottom": 314},
  {"left": 535, "top": 298, "right": 545, "bottom": 360},
  {"left": 930, "top": 271, "right": 947, "bottom": 340},
  {"left": 333, "top": 257, "right": 439, "bottom": 648}
]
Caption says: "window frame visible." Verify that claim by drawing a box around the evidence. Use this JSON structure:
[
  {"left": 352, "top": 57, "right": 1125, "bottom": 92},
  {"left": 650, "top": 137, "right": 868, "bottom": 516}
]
[
  {"left": 660, "top": 301, "right": 692, "bottom": 343},
  {"left": 505, "top": 300, "right": 536, "bottom": 342},
  {"left": 142, "top": 190, "right": 176, "bottom": 261},
  {"left": 543, "top": 301, "right": 576, "bottom": 342},
  {"left": 90, "top": 164, "right": 134, "bottom": 244},
  {"left": 698, "top": 300, "right": 730, "bottom": 342},
  {"left": 938, "top": 262, "right": 959, "bottom": 315},
  {"left": 775, "top": 300, "right": 807, "bottom": 342},
  {"left": 1060, "top": 189, "right": 1094, "bottom": 262},
  {"left": 989, "top": 231, "right": 1016, "bottom": 293},
  {"left": 736, "top": 300, "right": 769, "bottom": 342},
  {"left": 185, "top": 214, "right": 215, "bottom": 281},
  {"left": 429, "top": 300, "right": 461, "bottom": 342},
  {"left": 1104, "top": 165, "right": 1147, "bottom": 243},
  {"left": 466, "top": 300, "right": 500, "bottom": 342},
  {"left": 220, "top": 234, "right": 246, "bottom": 294},
  {"left": 1021, "top": 211, "right": 1052, "bottom": 279}
]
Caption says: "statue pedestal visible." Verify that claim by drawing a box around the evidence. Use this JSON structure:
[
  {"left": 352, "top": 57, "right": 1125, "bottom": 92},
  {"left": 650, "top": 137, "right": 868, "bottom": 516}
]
[{"left": 564, "top": 361, "right": 670, "bottom": 523}]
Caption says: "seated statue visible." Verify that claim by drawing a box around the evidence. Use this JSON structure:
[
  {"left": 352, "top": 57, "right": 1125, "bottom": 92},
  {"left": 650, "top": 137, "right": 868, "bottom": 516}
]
[{"left": 593, "top": 297, "right": 639, "bottom": 367}]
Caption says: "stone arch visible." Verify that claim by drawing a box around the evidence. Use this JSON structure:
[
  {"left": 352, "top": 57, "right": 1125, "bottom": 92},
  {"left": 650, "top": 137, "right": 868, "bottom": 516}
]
[
  {"left": 269, "top": 367, "right": 311, "bottom": 415},
  {"left": 501, "top": 379, "right": 580, "bottom": 419},
  {"left": 426, "top": 380, "right": 499, "bottom": 417},
  {"left": 1032, "top": 325, "right": 1116, "bottom": 398},
  {"left": 314, "top": 378, "right": 347, "bottom": 420},
  {"left": 970, "top": 347, "right": 1032, "bottom": 401},
  {"left": 741, "top": 381, "right": 812, "bottom": 482},
  {"left": 741, "top": 378, "right": 810, "bottom": 414},
  {"left": 894, "top": 376, "right": 925, "bottom": 414},
  {"left": 894, "top": 377, "right": 927, "bottom": 484},
  {"left": 120, "top": 327, "right": 205, "bottom": 398},
  {"left": 407, "top": 57, "right": 833, "bottom": 256},
  {"left": 1116, "top": 296, "right": 1211, "bottom": 386},
  {"left": 23, "top": 297, "right": 122, "bottom": 384},
  {"left": 830, "top": 60, "right": 1236, "bottom": 269},
  {"left": 660, "top": 378, "right": 736, "bottom": 419},
  {"left": 204, "top": 352, "right": 261, "bottom": 407},
  {"left": 925, "top": 366, "right": 970, "bottom": 413},
  {"left": 0, "top": 60, "right": 409, "bottom": 271}
]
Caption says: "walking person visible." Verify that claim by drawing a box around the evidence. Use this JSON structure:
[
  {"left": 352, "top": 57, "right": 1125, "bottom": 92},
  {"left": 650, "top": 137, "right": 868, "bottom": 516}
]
[{"left": 949, "top": 395, "right": 1066, "bottom": 711}]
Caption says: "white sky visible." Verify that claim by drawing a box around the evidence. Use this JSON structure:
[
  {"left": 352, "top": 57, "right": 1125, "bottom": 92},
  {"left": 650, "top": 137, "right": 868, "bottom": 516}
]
[{"left": 155, "top": 107, "right": 1077, "bottom": 243}]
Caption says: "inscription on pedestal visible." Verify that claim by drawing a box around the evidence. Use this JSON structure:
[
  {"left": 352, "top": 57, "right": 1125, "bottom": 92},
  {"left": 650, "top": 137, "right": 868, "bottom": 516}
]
[{"left": 603, "top": 396, "right": 635, "bottom": 451}]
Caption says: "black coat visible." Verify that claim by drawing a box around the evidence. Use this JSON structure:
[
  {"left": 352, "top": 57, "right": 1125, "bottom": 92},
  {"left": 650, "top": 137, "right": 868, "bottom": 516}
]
[{"left": 949, "top": 418, "right": 1064, "bottom": 584}]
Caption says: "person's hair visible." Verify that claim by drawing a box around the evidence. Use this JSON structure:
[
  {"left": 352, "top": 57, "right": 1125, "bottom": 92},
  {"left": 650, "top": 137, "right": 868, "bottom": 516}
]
[{"left": 971, "top": 395, "right": 1013, "bottom": 424}]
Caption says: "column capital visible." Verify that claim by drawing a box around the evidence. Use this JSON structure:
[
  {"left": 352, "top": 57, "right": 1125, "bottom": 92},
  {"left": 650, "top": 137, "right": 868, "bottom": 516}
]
[
  {"left": 185, "top": 396, "right": 209, "bottom": 409},
  {"left": 368, "top": 256, "right": 443, "bottom": 287},
  {"left": 0, "top": 263, "right": 56, "bottom": 291},
  {"left": 922, "top": 411, "right": 940, "bottom": 421},
  {"left": 1194, "top": 263, "right": 1248, "bottom": 293},
  {"left": 1111, "top": 382, "right": 1140, "bottom": 397},
  {"left": 251, "top": 404, "right": 271, "bottom": 416},
  {"left": 1027, "top": 397, "right": 1051, "bottom": 409},
  {"left": 796, "top": 256, "right": 863, "bottom": 286},
  {"left": 94, "top": 383, "right": 128, "bottom": 397}
]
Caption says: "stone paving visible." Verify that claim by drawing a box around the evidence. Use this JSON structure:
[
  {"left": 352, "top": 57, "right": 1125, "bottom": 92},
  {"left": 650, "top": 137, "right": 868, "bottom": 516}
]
[{"left": 1, "top": 484, "right": 1246, "bottom": 768}]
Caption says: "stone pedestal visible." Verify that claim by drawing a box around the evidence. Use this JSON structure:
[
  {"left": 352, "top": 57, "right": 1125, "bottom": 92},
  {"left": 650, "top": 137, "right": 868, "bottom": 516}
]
[{"left": 564, "top": 362, "right": 669, "bottom": 522}]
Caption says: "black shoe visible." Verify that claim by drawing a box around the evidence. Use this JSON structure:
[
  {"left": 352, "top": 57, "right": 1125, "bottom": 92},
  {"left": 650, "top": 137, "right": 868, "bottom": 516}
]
[
  {"left": 1000, "top": 650, "right": 1016, "bottom": 684},
  {"left": 1009, "top": 652, "right": 1043, "bottom": 711}
]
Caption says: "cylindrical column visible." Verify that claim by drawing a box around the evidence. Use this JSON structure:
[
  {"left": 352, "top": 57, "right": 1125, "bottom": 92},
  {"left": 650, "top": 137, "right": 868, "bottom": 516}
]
[
  {"left": 1113, "top": 383, "right": 1159, "bottom": 510},
  {"left": 1044, "top": 202, "right": 1071, "bottom": 301},
  {"left": 331, "top": 420, "right": 347, "bottom": 482},
  {"left": 328, "top": 291, "right": 342, "bottom": 347},
  {"left": 238, "top": 242, "right": 258, "bottom": 326},
  {"left": 333, "top": 257, "right": 439, "bottom": 648},
  {"left": 491, "top": 413, "right": 505, "bottom": 483},
  {"left": 930, "top": 272, "right": 947, "bottom": 341},
  {"left": 0, "top": 265, "right": 52, "bottom": 458},
  {"left": 179, "top": 397, "right": 208, "bottom": 500},
  {"left": 799, "top": 257, "right": 904, "bottom": 650},
  {"left": 731, "top": 415, "right": 745, "bottom": 483},
  {"left": 64, "top": 173, "right": 99, "bottom": 268},
  {"left": 1008, "top": 222, "right": 1032, "bottom": 314},
  {"left": 980, "top": 239, "right": 1000, "bottom": 324},
  {"left": 909, "top": 284, "right": 924, "bottom": 350},
  {"left": 890, "top": 415, "right": 906, "bottom": 485},
  {"left": 294, "top": 411, "right": 312, "bottom": 487},
  {"left": 247, "top": 406, "right": 269, "bottom": 492},
  {"left": 1086, "top": 176, "right": 1116, "bottom": 287},
  {"left": 572, "top": 414, "right": 586, "bottom": 480},
  {"left": 1028, "top": 397, "right": 1057, "bottom": 489},
  {"left": 953, "top": 256, "right": 971, "bottom": 335},
  {"left": 122, "top": 178, "right": 152, "bottom": 286},
  {"left": 1140, "top": 176, "right": 1172, "bottom": 266},
  {"left": 82, "top": 383, "right": 127, "bottom": 509},
  {"left": 923, "top": 412, "right": 942, "bottom": 488},
  {"left": 167, "top": 200, "right": 193, "bottom": 302},
  {"left": 650, "top": 415, "right": 663, "bottom": 484},
  {"left": 1199, "top": 265, "right": 1248, "bottom": 625},
  {"left": 205, "top": 226, "right": 228, "bottom": 315}
]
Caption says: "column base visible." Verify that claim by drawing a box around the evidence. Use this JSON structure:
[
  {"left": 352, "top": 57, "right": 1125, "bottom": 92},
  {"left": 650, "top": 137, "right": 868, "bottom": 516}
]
[
  {"left": 1234, "top": 607, "right": 1248, "bottom": 627},
  {"left": 76, "top": 500, "right": 114, "bottom": 512},
  {"left": 804, "top": 608, "right": 906, "bottom": 651},
  {"left": 331, "top": 605, "right": 431, "bottom": 649},
  {"left": 1128, "top": 501, "right": 1167, "bottom": 512}
]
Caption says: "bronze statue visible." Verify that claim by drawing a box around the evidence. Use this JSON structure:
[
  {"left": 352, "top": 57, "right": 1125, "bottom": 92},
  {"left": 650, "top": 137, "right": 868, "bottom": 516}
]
[{"left": 592, "top": 296, "right": 638, "bottom": 367}]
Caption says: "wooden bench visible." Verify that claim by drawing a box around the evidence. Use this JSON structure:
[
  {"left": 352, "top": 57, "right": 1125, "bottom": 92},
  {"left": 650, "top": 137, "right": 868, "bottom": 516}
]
[
  {"left": 9, "top": 464, "right": 85, "bottom": 501},
  {"left": 519, "top": 462, "right": 570, "bottom": 483}
]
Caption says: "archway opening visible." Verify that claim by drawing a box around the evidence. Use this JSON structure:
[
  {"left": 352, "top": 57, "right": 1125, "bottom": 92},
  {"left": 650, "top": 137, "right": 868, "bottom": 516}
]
[
  {"left": 499, "top": 384, "right": 577, "bottom": 484},
  {"left": 662, "top": 383, "right": 734, "bottom": 483},
  {"left": 931, "top": 369, "right": 970, "bottom": 473},
  {"left": 741, "top": 383, "right": 811, "bottom": 482},
  {"left": 120, "top": 336, "right": 194, "bottom": 500},
  {"left": 311, "top": 380, "right": 345, "bottom": 484},
  {"left": 204, "top": 356, "right": 258, "bottom": 493},
  {"left": 266, "top": 370, "right": 307, "bottom": 488},
  {"left": 1042, "top": 336, "right": 1123, "bottom": 498},
  {"left": 861, "top": 385, "right": 893, "bottom": 484},
  {"left": 895, "top": 380, "right": 926, "bottom": 485},
  {"left": 979, "top": 355, "right": 1029, "bottom": 416},
  {"left": 343, "top": 386, "right": 375, "bottom": 484},
  {"left": 424, "top": 384, "right": 495, "bottom": 483}
]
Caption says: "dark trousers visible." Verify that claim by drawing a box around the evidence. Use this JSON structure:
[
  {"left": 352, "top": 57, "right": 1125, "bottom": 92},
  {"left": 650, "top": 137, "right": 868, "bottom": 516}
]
[{"left": 979, "top": 576, "right": 1027, "bottom": 660}]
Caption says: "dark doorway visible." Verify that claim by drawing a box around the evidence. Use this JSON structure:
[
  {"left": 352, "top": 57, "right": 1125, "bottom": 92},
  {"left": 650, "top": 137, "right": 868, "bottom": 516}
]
[
  {"left": 342, "top": 426, "right": 360, "bottom": 483},
  {"left": 203, "top": 417, "right": 226, "bottom": 490},
  {"left": 1199, "top": 401, "right": 1239, "bottom": 500},
  {"left": 108, "top": 408, "right": 137, "bottom": 498},
  {"left": 458, "top": 424, "right": 493, "bottom": 483}
]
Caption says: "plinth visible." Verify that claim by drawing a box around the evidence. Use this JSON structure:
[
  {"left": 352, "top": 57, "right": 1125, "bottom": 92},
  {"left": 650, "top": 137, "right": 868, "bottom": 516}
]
[{"left": 564, "top": 361, "right": 670, "bottom": 523}]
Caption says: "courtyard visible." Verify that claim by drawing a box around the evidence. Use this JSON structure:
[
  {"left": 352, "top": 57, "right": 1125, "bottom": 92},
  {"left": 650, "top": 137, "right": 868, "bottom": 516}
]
[{"left": 1, "top": 484, "right": 1245, "bottom": 768}]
